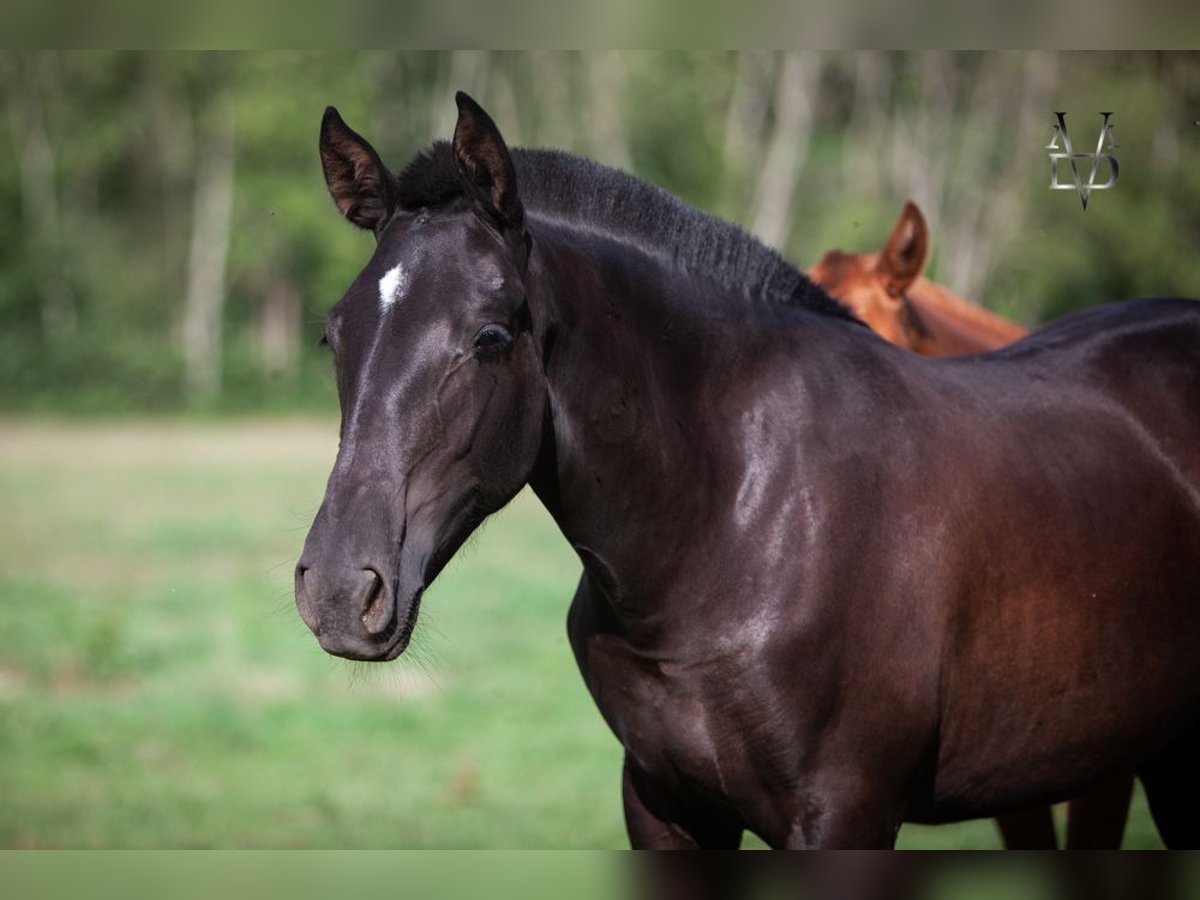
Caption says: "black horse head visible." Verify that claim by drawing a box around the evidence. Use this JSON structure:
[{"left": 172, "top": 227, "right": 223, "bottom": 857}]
[{"left": 295, "top": 94, "right": 546, "bottom": 660}]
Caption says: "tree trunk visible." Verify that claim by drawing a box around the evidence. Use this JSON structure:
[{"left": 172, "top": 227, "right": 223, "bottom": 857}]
[
  {"left": 584, "top": 51, "right": 630, "bottom": 169},
  {"left": 721, "top": 51, "right": 775, "bottom": 215},
  {"left": 434, "top": 51, "right": 491, "bottom": 141},
  {"left": 748, "top": 52, "right": 821, "bottom": 250},
  {"left": 529, "top": 51, "right": 574, "bottom": 151},
  {"left": 4, "top": 52, "right": 76, "bottom": 342},
  {"left": 842, "top": 52, "right": 890, "bottom": 198},
  {"left": 258, "top": 273, "right": 301, "bottom": 380},
  {"left": 182, "top": 108, "right": 235, "bottom": 403}
]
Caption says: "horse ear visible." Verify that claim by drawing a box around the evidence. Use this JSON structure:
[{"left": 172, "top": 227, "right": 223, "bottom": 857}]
[
  {"left": 452, "top": 91, "right": 523, "bottom": 230},
  {"left": 878, "top": 201, "right": 929, "bottom": 297},
  {"left": 319, "top": 107, "right": 397, "bottom": 234}
]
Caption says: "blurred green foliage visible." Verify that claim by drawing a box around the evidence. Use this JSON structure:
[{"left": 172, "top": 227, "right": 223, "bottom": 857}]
[
  {"left": 0, "top": 52, "right": 1197, "bottom": 413},
  {"left": 0, "top": 421, "right": 626, "bottom": 848}
]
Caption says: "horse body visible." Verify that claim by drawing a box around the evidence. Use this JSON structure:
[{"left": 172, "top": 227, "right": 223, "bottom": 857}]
[
  {"left": 918, "top": 307, "right": 1200, "bottom": 815},
  {"left": 539, "top": 223, "right": 1200, "bottom": 842},
  {"left": 808, "top": 202, "right": 1166, "bottom": 849},
  {"left": 297, "top": 95, "right": 1200, "bottom": 848}
]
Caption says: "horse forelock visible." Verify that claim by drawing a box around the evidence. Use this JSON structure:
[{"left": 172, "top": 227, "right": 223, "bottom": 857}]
[{"left": 395, "top": 141, "right": 463, "bottom": 212}]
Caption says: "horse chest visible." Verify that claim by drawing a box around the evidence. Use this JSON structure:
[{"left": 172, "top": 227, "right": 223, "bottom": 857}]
[{"left": 582, "top": 633, "right": 745, "bottom": 786}]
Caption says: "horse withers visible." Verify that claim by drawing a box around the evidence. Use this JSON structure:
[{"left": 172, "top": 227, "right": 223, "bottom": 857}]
[
  {"left": 809, "top": 202, "right": 1136, "bottom": 849},
  {"left": 296, "top": 93, "right": 1200, "bottom": 848}
]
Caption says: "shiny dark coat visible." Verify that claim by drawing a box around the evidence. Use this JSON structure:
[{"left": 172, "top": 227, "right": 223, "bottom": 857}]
[{"left": 296, "top": 94, "right": 1200, "bottom": 848}]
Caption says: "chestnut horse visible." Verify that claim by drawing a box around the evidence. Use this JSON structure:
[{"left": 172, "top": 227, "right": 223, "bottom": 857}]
[
  {"left": 809, "top": 203, "right": 1136, "bottom": 849},
  {"left": 808, "top": 203, "right": 1025, "bottom": 355},
  {"left": 296, "top": 94, "right": 1200, "bottom": 848}
]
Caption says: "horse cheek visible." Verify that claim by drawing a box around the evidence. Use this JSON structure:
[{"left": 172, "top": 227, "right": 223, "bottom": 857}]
[{"left": 434, "top": 364, "right": 496, "bottom": 468}]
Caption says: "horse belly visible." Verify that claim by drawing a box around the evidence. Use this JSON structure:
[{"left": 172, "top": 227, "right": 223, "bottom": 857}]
[{"left": 930, "top": 472, "right": 1200, "bottom": 819}]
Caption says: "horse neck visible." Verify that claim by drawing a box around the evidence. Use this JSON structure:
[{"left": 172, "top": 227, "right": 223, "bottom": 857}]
[
  {"left": 905, "top": 277, "right": 1027, "bottom": 355},
  {"left": 525, "top": 222, "right": 742, "bottom": 589}
]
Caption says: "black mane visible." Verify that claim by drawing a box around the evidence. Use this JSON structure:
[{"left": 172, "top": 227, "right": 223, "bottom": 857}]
[{"left": 395, "top": 141, "right": 857, "bottom": 323}]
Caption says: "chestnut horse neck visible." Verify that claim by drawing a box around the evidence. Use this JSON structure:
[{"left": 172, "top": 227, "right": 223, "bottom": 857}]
[{"left": 903, "top": 275, "right": 1027, "bottom": 355}]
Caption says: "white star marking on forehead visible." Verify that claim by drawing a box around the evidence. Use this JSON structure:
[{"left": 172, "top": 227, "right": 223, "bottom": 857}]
[{"left": 378, "top": 263, "right": 409, "bottom": 312}]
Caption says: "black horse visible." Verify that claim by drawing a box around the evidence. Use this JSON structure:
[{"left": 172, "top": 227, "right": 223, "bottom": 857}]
[{"left": 295, "top": 93, "right": 1200, "bottom": 848}]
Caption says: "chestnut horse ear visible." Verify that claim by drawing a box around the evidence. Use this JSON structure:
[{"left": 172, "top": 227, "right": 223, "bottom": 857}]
[
  {"left": 878, "top": 201, "right": 929, "bottom": 297},
  {"left": 452, "top": 91, "right": 523, "bottom": 230},
  {"left": 319, "top": 107, "right": 398, "bottom": 234}
]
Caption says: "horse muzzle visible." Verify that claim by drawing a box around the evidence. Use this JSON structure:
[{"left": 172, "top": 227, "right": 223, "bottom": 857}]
[{"left": 294, "top": 560, "right": 422, "bottom": 661}]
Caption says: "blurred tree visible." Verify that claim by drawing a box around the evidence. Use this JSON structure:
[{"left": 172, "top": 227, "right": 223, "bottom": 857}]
[
  {"left": 747, "top": 51, "right": 821, "bottom": 249},
  {"left": 0, "top": 51, "right": 1195, "bottom": 412},
  {"left": 181, "top": 58, "right": 236, "bottom": 402},
  {"left": 3, "top": 52, "right": 75, "bottom": 344}
]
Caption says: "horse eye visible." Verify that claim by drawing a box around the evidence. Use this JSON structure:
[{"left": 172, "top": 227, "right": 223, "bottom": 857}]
[{"left": 473, "top": 324, "right": 513, "bottom": 353}]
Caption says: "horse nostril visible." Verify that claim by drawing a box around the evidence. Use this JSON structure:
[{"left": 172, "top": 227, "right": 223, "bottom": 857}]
[
  {"left": 294, "top": 564, "right": 320, "bottom": 632},
  {"left": 357, "top": 568, "right": 381, "bottom": 608},
  {"left": 359, "top": 568, "right": 394, "bottom": 635},
  {"left": 294, "top": 564, "right": 311, "bottom": 601}
]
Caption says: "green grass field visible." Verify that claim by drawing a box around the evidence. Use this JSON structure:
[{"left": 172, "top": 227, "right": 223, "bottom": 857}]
[{"left": 0, "top": 420, "right": 1165, "bottom": 848}]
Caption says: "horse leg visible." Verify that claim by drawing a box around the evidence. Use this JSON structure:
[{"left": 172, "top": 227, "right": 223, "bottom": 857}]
[
  {"left": 1138, "top": 723, "right": 1200, "bottom": 849},
  {"left": 994, "top": 806, "right": 1058, "bottom": 849},
  {"left": 622, "top": 755, "right": 743, "bottom": 850},
  {"left": 632, "top": 857, "right": 744, "bottom": 900},
  {"left": 1064, "top": 773, "right": 1134, "bottom": 849}
]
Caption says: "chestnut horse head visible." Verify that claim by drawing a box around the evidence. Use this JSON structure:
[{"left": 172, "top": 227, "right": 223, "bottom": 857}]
[{"left": 808, "top": 202, "right": 1026, "bottom": 355}]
